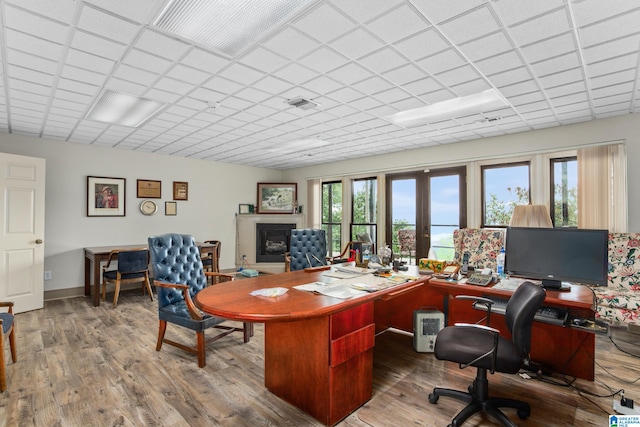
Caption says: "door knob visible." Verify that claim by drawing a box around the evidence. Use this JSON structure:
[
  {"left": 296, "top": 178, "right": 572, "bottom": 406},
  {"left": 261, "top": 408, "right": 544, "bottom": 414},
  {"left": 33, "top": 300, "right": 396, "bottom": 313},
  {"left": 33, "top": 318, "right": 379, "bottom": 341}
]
[{"left": 35, "top": 239, "right": 43, "bottom": 244}]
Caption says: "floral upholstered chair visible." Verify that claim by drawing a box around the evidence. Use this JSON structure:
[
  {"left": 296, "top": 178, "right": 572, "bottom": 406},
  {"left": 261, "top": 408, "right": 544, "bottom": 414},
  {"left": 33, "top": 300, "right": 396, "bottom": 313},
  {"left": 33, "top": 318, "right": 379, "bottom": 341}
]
[
  {"left": 397, "top": 229, "right": 416, "bottom": 263},
  {"left": 453, "top": 228, "right": 506, "bottom": 272},
  {"left": 589, "top": 233, "right": 640, "bottom": 325}
]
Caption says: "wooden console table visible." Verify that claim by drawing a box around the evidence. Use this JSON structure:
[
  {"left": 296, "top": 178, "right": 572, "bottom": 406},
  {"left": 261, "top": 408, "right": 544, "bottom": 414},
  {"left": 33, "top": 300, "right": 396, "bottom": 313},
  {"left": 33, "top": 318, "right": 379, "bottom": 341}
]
[{"left": 194, "top": 268, "right": 428, "bottom": 426}]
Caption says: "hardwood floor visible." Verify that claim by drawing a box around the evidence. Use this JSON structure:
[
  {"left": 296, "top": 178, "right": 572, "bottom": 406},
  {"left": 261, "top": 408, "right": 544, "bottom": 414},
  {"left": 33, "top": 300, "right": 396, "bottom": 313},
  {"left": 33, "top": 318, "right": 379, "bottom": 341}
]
[{"left": 1, "top": 291, "right": 639, "bottom": 426}]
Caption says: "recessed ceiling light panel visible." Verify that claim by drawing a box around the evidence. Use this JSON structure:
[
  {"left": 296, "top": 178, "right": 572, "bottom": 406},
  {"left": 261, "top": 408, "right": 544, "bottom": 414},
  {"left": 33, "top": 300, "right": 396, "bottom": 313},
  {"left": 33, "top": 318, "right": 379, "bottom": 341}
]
[
  {"left": 286, "top": 97, "right": 320, "bottom": 110},
  {"left": 154, "top": 0, "right": 318, "bottom": 57},
  {"left": 85, "top": 90, "right": 165, "bottom": 127}
]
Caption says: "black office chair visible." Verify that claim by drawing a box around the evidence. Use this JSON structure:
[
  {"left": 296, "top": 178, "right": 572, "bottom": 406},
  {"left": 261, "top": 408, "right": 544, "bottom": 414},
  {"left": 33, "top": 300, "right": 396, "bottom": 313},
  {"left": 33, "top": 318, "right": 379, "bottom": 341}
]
[{"left": 429, "top": 281, "right": 545, "bottom": 427}]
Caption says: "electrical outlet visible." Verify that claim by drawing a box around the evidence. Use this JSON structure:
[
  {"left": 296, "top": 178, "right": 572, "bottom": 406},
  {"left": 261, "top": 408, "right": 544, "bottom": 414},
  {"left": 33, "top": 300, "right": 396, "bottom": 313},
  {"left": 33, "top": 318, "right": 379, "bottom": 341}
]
[
  {"left": 44, "top": 270, "right": 52, "bottom": 280},
  {"left": 613, "top": 397, "right": 640, "bottom": 415},
  {"left": 242, "top": 255, "right": 247, "bottom": 260}
]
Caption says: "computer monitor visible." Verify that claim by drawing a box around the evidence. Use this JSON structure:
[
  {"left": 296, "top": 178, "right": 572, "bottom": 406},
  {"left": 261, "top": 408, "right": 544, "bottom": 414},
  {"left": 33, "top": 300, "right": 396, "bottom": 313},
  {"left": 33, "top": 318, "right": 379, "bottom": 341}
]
[{"left": 504, "top": 227, "right": 608, "bottom": 289}]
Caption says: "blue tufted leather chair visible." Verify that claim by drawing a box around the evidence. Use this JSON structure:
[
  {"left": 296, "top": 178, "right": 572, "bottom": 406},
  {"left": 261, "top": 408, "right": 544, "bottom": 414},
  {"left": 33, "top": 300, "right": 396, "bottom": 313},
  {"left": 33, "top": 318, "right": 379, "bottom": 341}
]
[
  {"left": 285, "top": 228, "right": 328, "bottom": 272},
  {"left": 148, "top": 233, "right": 251, "bottom": 368}
]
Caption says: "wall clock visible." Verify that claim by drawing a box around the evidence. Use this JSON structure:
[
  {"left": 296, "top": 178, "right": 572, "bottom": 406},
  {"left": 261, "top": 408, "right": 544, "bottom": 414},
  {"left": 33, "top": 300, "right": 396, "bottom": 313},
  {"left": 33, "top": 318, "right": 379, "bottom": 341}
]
[{"left": 140, "top": 200, "right": 158, "bottom": 216}]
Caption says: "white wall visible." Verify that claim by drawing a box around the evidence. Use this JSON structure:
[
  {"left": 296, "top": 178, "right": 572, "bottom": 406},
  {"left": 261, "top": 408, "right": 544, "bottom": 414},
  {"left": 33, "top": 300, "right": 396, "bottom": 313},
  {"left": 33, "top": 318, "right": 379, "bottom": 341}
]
[
  {"left": 283, "top": 113, "right": 640, "bottom": 233},
  {"left": 0, "top": 134, "right": 281, "bottom": 294}
]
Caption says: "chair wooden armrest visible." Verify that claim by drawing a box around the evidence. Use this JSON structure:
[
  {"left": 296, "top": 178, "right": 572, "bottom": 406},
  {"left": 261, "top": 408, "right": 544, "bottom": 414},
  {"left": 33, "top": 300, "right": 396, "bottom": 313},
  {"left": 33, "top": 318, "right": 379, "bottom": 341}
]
[
  {"left": 0, "top": 301, "right": 13, "bottom": 314},
  {"left": 284, "top": 252, "right": 291, "bottom": 272},
  {"left": 204, "top": 272, "right": 235, "bottom": 285},
  {"left": 153, "top": 280, "right": 203, "bottom": 321},
  {"left": 103, "top": 250, "right": 120, "bottom": 270}
]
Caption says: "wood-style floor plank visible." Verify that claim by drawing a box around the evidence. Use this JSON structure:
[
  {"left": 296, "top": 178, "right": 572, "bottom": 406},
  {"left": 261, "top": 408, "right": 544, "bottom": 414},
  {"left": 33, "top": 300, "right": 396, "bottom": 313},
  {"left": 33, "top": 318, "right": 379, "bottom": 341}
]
[{"left": 1, "top": 291, "right": 639, "bottom": 426}]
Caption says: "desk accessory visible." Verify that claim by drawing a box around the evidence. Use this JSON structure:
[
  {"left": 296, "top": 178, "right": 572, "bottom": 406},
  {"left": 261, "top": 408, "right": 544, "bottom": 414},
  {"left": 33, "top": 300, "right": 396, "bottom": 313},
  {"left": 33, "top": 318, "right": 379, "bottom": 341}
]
[{"left": 241, "top": 269, "right": 259, "bottom": 277}]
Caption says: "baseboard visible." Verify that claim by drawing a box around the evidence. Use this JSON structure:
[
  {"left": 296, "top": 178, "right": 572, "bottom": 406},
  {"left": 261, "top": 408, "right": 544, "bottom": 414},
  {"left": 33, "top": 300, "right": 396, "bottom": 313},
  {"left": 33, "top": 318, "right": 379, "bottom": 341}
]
[{"left": 44, "top": 287, "right": 84, "bottom": 301}]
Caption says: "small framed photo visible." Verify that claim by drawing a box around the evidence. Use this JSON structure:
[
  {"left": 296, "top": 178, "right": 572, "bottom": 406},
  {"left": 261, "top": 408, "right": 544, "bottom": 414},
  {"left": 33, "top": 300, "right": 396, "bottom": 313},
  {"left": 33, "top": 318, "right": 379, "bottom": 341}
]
[
  {"left": 137, "top": 179, "right": 161, "bottom": 198},
  {"left": 257, "top": 183, "right": 297, "bottom": 214},
  {"left": 87, "top": 176, "right": 126, "bottom": 217},
  {"left": 238, "top": 204, "right": 254, "bottom": 214},
  {"left": 165, "top": 201, "right": 177, "bottom": 216},
  {"left": 173, "top": 181, "right": 188, "bottom": 200}
]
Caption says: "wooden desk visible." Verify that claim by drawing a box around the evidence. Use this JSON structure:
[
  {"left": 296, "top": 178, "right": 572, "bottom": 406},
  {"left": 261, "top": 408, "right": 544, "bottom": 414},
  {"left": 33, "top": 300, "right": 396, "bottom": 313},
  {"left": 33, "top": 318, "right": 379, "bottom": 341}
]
[
  {"left": 398, "top": 278, "right": 596, "bottom": 380},
  {"left": 84, "top": 242, "right": 217, "bottom": 307},
  {"left": 194, "top": 268, "right": 428, "bottom": 426}
]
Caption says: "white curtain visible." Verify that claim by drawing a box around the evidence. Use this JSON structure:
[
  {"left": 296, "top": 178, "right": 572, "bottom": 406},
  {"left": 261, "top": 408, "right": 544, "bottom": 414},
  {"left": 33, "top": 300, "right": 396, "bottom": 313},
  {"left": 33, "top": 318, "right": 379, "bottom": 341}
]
[
  {"left": 306, "top": 178, "right": 321, "bottom": 228},
  {"left": 577, "top": 143, "right": 627, "bottom": 232}
]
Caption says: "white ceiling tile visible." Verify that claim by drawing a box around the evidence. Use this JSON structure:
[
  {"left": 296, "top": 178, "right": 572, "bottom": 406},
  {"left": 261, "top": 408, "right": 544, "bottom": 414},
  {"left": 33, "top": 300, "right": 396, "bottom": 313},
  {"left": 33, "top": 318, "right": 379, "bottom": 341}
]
[
  {"left": 476, "top": 51, "right": 524, "bottom": 76},
  {"left": 373, "top": 87, "right": 411, "bottom": 104},
  {"left": 4, "top": 0, "right": 78, "bottom": 24},
  {"left": 218, "top": 63, "right": 266, "bottom": 85},
  {"left": 439, "top": 6, "right": 501, "bottom": 45},
  {"left": 330, "top": 28, "right": 384, "bottom": 60},
  {"left": 578, "top": 9, "right": 640, "bottom": 47},
  {"left": 411, "top": 0, "right": 485, "bottom": 24},
  {"left": 143, "top": 88, "right": 181, "bottom": 103},
  {"left": 180, "top": 48, "right": 230, "bottom": 73},
  {"left": 7, "top": 79, "right": 49, "bottom": 96},
  {"left": 293, "top": 3, "right": 355, "bottom": 43},
  {"left": 6, "top": 49, "right": 59, "bottom": 75},
  {"left": 459, "top": 31, "right": 514, "bottom": 62},
  {"left": 298, "top": 47, "right": 349, "bottom": 73},
  {"left": 366, "top": 4, "right": 429, "bottom": 44},
  {"left": 234, "top": 87, "right": 273, "bottom": 103},
  {"left": 491, "top": 67, "right": 534, "bottom": 88},
  {"left": 451, "top": 79, "right": 491, "bottom": 97},
  {"left": 77, "top": 4, "right": 141, "bottom": 44},
  {"left": 572, "top": 0, "right": 639, "bottom": 27},
  {"left": 262, "top": 27, "right": 319, "bottom": 60},
  {"left": 587, "top": 54, "right": 639, "bottom": 79},
  {"left": 326, "top": 86, "right": 366, "bottom": 103},
  {"left": 402, "top": 77, "right": 444, "bottom": 96},
  {"left": 71, "top": 30, "right": 128, "bottom": 61},
  {"left": 60, "top": 65, "right": 108, "bottom": 86},
  {"left": 122, "top": 49, "right": 173, "bottom": 74},
  {"left": 383, "top": 64, "right": 427, "bottom": 86},
  {"left": 582, "top": 35, "right": 640, "bottom": 65},
  {"left": 252, "top": 76, "right": 293, "bottom": 95},
  {"left": 492, "top": 0, "right": 564, "bottom": 26},
  {"left": 436, "top": 65, "right": 481, "bottom": 87},
  {"left": 4, "top": 28, "right": 63, "bottom": 61},
  {"left": 54, "top": 89, "right": 93, "bottom": 104},
  {"left": 112, "top": 65, "right": 158, "bottom": 88},
  {"left": 3, "top": 5, "right": 71, "bottom": 44},
  {"left": 154, "top": 76, "right": 196, "bottom": 95},
  {"left": 538, "top": 68, "right": 583, "bottom": 88},
  {"left": 497, "top": 80, "right": 540, "bottom": 98},
  {"left": 238, "top": 47, "right": 289, "bottom": 73},
  {"left": 510, "top": 8, "right": 572, "bottom": 47},
  {"left": 393, "top": 29, "right": 448, "bottom": 61},
  {"left": 134, "top": 29, "right": 191, "bottom": 60},
  {"left": 360, "top": 47, "right": 409, "bottom": 74},
  {"left": 7, "top": 65, "right": 54, "bottom": 86},
  {"left": 330, "top": 0, "right": 403, "bottom": 24},
  {"left": 352, "top": 76, "right": 395, "bottom": 95},
  {"left": 530, "top": 52, "right": 580, "bottom": 78},
  {"left": 590, "top": 69, "right": 637, "bottom": 90},
  {"left": 84, "top": 0, "right": 161, "bottom": 24},
  {"left": 273, "top": 63, "right": 317, "bottom": 85},
  {"left": 202, "top": 77, "right": 244, "bottom": 96},
  {"left": 521, "top": 33, "right": 575, "bottom": 63},
  {"left": 417, "top": 49, "right": 465, "bottom": 75},
  {"left": 544, "top": 81, "right": 586, "bottom": 98},
  {"left": 301, "top": 76, "right": 343, "bottom": 95},
  {"left": 66, "top": 48, "right": 115, "bottom": 74},
  {"left": 166, "top": 64, "right": 211, "bottom": 85},
  {"left": 327, "top": 62, "right": 374, "bottom": 85}
]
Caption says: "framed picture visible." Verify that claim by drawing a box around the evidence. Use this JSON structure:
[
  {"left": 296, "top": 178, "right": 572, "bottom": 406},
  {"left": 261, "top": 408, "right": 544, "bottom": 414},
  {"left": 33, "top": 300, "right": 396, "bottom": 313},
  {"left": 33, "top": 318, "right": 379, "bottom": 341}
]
[
  {"left": 165, "top": 201, "right": 177, "bottom": 216},
  {"left": 256, "top": 183, "right": 297, "bottom": 214},
  {"left": 238, "top": 204, "right": 254, "bottom": 214},
  {"left": 87, "top": 176, "right": 126, "bottom": 217},
  {"left": 136, "top": 179, "right": 161, "bottom": 198},
  {"left": 173, "top": 181, "right": 188, "bottom": 200}
]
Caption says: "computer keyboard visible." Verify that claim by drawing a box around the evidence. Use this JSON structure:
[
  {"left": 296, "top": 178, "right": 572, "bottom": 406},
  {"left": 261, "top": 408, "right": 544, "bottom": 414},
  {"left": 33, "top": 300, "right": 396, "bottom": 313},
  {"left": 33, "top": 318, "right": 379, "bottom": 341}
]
[{"left": 473, "top": 297, "right": 568, "bottom": 326}]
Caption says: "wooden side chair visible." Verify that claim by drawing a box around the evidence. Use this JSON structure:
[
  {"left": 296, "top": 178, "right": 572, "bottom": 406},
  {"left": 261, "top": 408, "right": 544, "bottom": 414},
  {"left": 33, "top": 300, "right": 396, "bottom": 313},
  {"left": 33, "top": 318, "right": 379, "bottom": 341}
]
[
  {"left": 201, "top": 240, "right": 221, "bottom": 273},
  {"left": 148, "top": 233, "right": 251, "bottom": 368},
  {"left": 102, "top": 248, "right": 153, "bottom": 308},
  {"left": 0, "top": 301, "right": 16, "bottom": 392}
]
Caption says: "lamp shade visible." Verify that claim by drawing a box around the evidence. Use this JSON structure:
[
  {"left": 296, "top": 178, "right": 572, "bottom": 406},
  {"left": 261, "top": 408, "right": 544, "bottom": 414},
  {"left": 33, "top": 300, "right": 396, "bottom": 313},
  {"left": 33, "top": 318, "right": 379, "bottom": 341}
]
[{"left": 509, "top": 205, "right": 553, "bottom": 228}]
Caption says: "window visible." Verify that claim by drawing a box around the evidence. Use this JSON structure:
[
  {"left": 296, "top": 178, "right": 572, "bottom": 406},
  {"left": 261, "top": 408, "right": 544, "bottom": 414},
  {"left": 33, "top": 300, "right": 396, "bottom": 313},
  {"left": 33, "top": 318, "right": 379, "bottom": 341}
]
[
  {"left": 550, "top": 157, "right": 577, "bottom": 227},
  {"left": 351, "top": 178, "right": 377, "bottom": 246},
  {"left": 482, "top": 162, "right": 530, "bottom": 227},
  {"left": 322, "top": 181, "right": 342, "bottom": 256}
]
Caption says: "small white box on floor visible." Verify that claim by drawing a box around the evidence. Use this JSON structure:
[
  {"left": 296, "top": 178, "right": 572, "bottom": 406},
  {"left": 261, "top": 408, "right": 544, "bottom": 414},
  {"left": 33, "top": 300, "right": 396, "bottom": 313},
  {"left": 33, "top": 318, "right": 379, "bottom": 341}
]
[{"left": 413, "top": 310, "right": 444, "bottom": 352}]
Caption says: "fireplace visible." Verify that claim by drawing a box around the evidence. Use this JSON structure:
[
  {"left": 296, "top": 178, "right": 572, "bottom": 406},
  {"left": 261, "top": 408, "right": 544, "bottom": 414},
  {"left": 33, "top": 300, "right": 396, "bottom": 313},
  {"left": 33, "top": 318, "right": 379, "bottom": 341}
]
[{"left": 256, "top": 223, "right": 296, "bottom": 263}]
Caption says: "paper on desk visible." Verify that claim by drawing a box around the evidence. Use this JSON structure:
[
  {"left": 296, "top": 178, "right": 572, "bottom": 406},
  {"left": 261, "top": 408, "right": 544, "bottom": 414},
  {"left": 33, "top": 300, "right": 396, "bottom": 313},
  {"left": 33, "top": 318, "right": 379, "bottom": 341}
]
[
  {"left": 293, "top": 282, "right": 327, "bottom": 292},
  {"left": 249, "top": 287, "right": 288, "bottom": 297},
  {"left": 315, "top": 284, "right": 368, "bottom": 299}
]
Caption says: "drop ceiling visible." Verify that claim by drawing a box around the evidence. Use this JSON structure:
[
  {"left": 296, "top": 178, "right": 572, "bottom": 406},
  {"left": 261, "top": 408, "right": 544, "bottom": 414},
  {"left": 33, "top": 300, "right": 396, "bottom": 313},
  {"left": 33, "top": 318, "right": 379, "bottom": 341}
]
[{"left": 0, "top": 0, "right": 638, "bottom": 169}]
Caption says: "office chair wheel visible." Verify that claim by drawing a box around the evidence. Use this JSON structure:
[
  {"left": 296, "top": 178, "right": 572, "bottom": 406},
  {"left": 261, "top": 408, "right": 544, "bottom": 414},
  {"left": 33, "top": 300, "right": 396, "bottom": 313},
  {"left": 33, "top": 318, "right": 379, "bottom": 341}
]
[
  {"left": 517, "top": 407, "right": 531, "bottom": 419},
  {"left": 428, "top": 393, "right": 439, "bottom": 404}
]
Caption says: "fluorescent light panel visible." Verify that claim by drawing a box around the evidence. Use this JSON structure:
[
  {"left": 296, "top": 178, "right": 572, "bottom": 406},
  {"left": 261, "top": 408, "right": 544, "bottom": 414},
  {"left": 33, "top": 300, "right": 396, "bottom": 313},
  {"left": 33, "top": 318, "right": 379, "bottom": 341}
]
[
  {"left": 268, "top": 138, "right": 329, "bottom": 153},
  {"left": 387, "top": 89, "right": 509, "bottom": 126},
  {"left": 85, "top": 90, "right": 165, "bottom": 127},
  {"left": 154, "top": 0, "right": 317, "bottom": 57}
]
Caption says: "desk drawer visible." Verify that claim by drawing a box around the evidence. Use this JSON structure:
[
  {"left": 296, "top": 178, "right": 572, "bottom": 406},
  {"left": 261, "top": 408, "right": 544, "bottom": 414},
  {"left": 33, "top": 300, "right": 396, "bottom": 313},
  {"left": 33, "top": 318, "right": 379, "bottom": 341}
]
[{"left": 330, "top": 323, "right": 375, "bottom": 367}]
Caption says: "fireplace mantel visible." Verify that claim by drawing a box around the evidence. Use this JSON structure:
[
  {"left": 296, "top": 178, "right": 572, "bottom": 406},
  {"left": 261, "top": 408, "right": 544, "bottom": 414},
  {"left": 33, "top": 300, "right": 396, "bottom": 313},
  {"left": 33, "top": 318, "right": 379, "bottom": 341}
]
[{"left": 236, "top": 214, "right": 305, "bottom": 273}]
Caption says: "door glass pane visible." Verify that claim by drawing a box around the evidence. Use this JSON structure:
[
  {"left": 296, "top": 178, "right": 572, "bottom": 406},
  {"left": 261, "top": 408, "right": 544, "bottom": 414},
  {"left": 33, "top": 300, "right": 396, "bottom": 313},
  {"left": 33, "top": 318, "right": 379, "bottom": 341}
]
[
  {"left": 391, "top": 179, "right": 416, "bottom": 264},
  {"left": 429, "top": 175, "right": 459, "bottom": 261},
  {"left": 322, "top": 182, "right": 342, "bottom": 256},
  {"left": 551, "top": 158, "right": 577, "bottom": 227},
  {"left": 352, "top": 178, "right": 377, "bottom": 247}
]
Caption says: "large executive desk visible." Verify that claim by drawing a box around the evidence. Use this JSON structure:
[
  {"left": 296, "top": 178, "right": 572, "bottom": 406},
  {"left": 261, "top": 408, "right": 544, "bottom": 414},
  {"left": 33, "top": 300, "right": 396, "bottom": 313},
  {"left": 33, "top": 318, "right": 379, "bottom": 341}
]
[{"left": 195, "top": 269, "right": 595, "bottom": 426}]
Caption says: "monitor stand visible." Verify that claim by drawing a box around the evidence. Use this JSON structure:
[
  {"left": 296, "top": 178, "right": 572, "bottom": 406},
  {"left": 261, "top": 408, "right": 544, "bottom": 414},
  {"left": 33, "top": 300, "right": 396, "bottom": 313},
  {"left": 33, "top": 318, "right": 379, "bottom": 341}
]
[{"left": 541, "top": 279, "right": 571, "bottom": 291}]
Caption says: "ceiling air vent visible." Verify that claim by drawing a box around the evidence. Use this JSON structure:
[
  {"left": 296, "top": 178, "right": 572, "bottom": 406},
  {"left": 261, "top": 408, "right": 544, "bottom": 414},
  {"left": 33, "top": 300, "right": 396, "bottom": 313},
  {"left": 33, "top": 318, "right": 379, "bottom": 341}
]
[{"left": 287, "top": 97, "right": 320, "bottom": 110}]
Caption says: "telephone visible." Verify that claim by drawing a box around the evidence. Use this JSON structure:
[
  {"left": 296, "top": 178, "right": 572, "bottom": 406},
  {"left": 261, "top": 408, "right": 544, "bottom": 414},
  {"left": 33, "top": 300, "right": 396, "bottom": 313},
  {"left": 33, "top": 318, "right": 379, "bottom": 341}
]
[
  {"left": 460, "top": 252, "right": 470, "bottom": 275},
  {"left": 467, "top": 273, "right": 494, "bottom": 287}
]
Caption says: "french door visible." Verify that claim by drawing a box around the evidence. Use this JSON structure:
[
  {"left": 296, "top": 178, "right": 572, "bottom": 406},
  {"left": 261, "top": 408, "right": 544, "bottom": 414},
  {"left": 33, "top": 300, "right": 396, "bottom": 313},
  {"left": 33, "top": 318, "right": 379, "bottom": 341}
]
[{"left": 385, "top": 167, "right": 466, "bottom": 264}]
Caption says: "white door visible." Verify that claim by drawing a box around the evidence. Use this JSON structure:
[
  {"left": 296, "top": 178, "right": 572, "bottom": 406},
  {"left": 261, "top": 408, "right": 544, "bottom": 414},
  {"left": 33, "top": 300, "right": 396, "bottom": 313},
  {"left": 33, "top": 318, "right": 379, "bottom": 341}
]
[{"left": 0, "top": 153, "right": 46, "bottom": 313}]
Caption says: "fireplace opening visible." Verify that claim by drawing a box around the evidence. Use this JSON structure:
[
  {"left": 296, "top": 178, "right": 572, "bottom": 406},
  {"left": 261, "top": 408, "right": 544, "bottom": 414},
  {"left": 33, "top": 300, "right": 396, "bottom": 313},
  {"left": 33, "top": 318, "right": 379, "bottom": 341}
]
[{"left": 256, "top": 223, "right": 296, "bottom": 263}]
